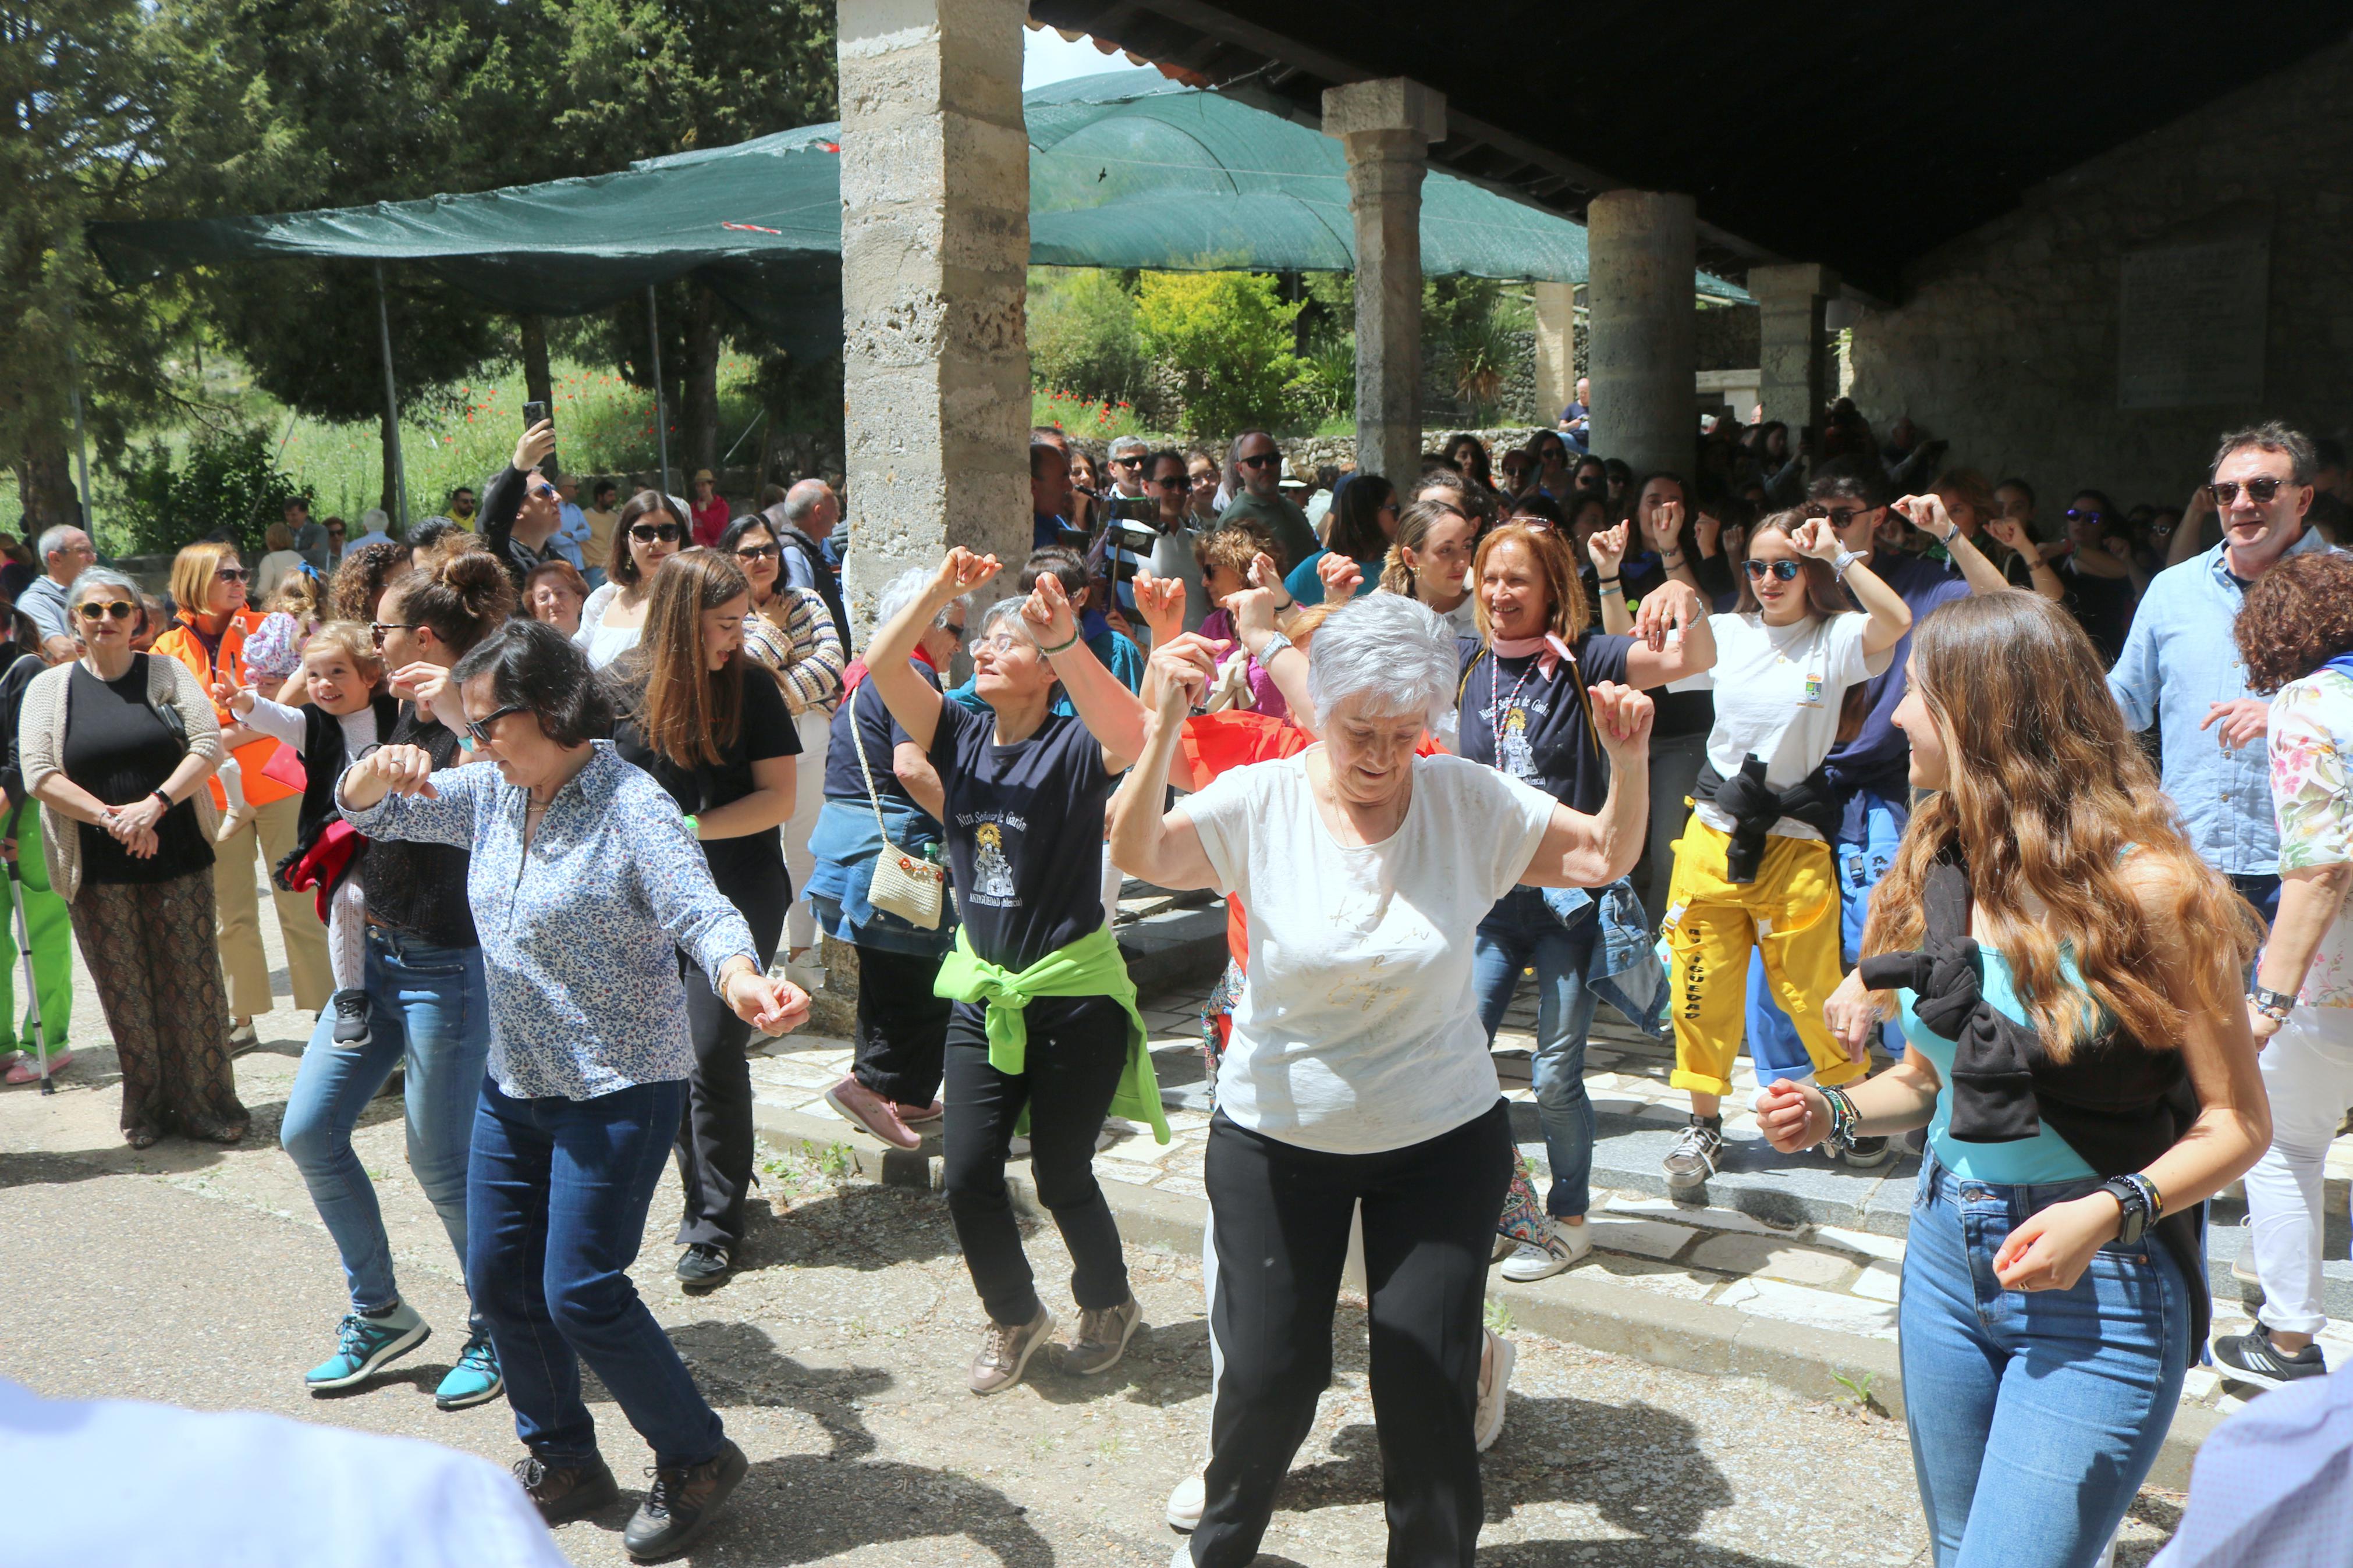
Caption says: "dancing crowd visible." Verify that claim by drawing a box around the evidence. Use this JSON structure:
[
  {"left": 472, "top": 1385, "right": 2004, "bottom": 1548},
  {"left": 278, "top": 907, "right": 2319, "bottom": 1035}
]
[{"left": 6, "top": 406, "right": 2350, "bottom": 1568}]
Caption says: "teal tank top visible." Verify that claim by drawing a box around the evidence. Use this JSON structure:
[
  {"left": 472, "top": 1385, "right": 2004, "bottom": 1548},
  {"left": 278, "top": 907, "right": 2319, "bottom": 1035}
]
[{"left": 1898, "top": 946, "right": 2099, "bottom": 1185}]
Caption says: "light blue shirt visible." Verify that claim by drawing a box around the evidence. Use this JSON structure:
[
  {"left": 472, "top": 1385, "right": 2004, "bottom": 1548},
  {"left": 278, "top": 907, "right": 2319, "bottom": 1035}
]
[
  {"left": 341, "top": 742, "right": 757, "bottom": 1100},
  {"left": 553, "top": 501, "right": 590, "bottom": 570},
  {"left": 1900, "top": 947, "right": 2098, "bottom": 1186},
  {"left": 2106, "top": 528, "right": 2336, "bottom": 876}
]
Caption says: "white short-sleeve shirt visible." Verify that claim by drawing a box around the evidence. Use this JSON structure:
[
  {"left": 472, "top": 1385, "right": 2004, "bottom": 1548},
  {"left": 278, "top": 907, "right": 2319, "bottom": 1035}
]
[
  {"left": 1691, "top": 610, "right": 1890, "bottom": 841},
  {"left": 1182, "top": 749, "right": 1557, "bottom": 1154}
]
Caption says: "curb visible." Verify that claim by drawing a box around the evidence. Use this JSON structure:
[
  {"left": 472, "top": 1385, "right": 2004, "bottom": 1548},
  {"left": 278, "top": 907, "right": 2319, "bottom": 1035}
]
[{"left": 747, "top": 1103, "right": 2220, "bottom": 1489}]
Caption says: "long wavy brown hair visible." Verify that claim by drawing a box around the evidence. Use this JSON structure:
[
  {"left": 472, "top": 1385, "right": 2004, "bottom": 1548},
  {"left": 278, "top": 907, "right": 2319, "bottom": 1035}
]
[
  {"left": 1861, "top": 592, "right": 2259, "bottom": 1054},
  {"left": 613, "top": 549, "right": 750, "bottom": 770}
]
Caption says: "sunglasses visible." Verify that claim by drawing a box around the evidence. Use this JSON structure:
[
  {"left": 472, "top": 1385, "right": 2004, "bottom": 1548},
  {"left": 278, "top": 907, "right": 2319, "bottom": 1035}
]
[
  {"left": 2065, "top": 508, "right": 2106, "bottom": 524},
  {"left": 630, "top": 522, "right": 684, "bottom": 544},
  {"left": 76, "top": 600, "right": 137, "bottom": 623},
  {"left": 459, "top": 703, "right": 526, "bottom": 749},
  {"left": 214, "top": 566, "right": 250, "bottom": 583},
  {"left": 369, "top": 621, "right": 421, "bottom": 647},
  {"left": 1109, "top": 456, "right": 1144, "bottom": 470},
  {"left": 1236, "top": 453, "right": 1280, "bottom": 470},
  {"left": 1743, "top": 559, "right": 1804, "bottom": 582},
  {"left": 733, "top": 543, "right": 782, "bottom": 562},
  {"left": 2208, "top": 477, "right": 2290, "bottom": 506},
  {"left": 939, "top": 621, "right": 967, "bottom": 645},
  {"left": 1811, "top": 506, "right": 1878, "bottom": 529}
]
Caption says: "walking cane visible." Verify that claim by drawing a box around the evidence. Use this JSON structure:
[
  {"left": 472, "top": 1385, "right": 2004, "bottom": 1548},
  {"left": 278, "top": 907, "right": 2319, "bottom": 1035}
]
[{"left": 5, "top": 799, "right": 54, "bottom": 1096}]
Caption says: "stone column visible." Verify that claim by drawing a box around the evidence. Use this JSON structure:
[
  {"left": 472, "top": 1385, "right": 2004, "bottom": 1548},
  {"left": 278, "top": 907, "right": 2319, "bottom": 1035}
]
[
  {"left": 1323, "top": 79, "right": 1445, "bottom": 486},
  {"left": 1749, "top": 262, "right": 1838, "bottom": 443},
  {"left": 1531, "top": 281, "right": 1577, "bottom": 429},
  {"left": 1584, "top": 190, "right": 1697, "bottom": 482},
  {"left": 836, "top": 0, "right": 1030, "bottom": 645}
]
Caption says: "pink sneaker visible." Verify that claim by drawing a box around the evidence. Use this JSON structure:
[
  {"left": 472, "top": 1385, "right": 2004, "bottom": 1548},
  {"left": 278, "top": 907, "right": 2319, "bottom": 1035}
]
[
  {"left": 896, "top": 1100, "right": 943, "bottom": 1125},
  {"left": 824, "top": 1075, "right": 920, "bottom": 1150},
  {"left": 6, "top": 1051, "right": 72, "bottom": 1085}
]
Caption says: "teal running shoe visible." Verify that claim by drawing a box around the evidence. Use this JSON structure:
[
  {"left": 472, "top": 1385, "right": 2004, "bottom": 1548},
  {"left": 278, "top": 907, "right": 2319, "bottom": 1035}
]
[
  {"left": 435, "top": 1329, "right": 504, "bottom": 1411},
  {"left": 306, "top": 1304, "right": 430, "bottom": 1394}
]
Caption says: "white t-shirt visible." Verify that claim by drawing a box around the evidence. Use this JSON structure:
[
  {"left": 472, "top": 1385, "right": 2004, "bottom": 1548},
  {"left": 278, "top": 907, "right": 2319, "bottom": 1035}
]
[
  {"left": 1691, "top": 610, "right": 1889, "bottom": 841},
  {"left": 1183, "top": 749, "right": 1557, "bottom": 1154}
]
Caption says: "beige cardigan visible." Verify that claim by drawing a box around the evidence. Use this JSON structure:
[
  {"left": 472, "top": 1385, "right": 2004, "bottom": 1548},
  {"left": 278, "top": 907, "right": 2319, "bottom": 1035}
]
[{"left": 20, "top": 653, "right": 223, "bottom": 904}]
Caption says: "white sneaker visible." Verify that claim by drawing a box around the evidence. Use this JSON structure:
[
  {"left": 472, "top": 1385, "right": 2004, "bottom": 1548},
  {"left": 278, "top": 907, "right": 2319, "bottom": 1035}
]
[
  {"left": 1170, "top": 1545, "right": 1194, "bottom": 1568},
  {"left": 1474, "top": 1326, "right": 1516, "bottom": 1452},
  {"left": 1165, "top": 1468, "right": 1205, "bottom": 1531},
  {"left": 1499, "top": 1218, "right": 1593, "bottom": 1282}
]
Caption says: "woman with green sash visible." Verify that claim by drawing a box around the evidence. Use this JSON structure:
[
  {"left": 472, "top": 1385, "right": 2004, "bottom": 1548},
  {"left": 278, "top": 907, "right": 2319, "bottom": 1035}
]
[{"left": 863, "top": 547, "right": 1202, "bottom": 1396}]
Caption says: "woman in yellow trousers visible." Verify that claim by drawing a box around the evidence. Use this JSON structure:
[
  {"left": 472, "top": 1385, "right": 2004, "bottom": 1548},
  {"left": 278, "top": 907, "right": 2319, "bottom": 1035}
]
[{"left": 1656, "top": 511, "right": 1911, "bottom": 1189}]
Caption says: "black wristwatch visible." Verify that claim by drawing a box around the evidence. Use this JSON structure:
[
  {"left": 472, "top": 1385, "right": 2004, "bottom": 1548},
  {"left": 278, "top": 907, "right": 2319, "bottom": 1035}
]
[
  {"left": 2100, "top": 1175, "right": 2153, "bottom": 1247},
  {"left": 151, "top": 789, "right": 173, "bottom": 812}
]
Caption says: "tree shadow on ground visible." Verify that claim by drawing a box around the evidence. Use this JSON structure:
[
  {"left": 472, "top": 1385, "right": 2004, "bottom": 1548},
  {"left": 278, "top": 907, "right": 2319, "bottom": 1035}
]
[
  {"left": 0, "top": 1136, "right": 230, "bottom": 1188},
  {"left": 1018, "top": 1313, "right": 1213, "bottom": 1410},
  {"left": 645, "top": 1318, "right": 1057, "bottom": 1566},
  {"left": 733, "top": 1179, "right": 963, "bottom": 1275}
]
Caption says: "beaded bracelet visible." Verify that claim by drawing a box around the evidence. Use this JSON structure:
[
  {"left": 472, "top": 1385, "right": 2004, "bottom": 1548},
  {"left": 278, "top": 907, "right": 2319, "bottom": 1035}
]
[{"left": 1820, "top": 1083, "right": 1861, "bottom": 1151}]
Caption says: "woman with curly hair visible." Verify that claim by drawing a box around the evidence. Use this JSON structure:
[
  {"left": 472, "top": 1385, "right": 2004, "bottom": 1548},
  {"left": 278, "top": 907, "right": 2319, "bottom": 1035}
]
[
  {"left": 1756, "top": 590, "right": 2269, "bottom": 1568},
  {"left": 2212, "top": 549, "right": 2353, "bottom": 1392},
  {"left": 330, "top": 540, "right": 411, "bottom": 627}
]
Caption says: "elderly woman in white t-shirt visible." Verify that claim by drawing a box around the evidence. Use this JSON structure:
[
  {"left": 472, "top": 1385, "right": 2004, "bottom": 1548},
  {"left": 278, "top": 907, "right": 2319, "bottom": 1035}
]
[{"left": 1110, "top": 592, "right": 1652, "bottom": 1568}]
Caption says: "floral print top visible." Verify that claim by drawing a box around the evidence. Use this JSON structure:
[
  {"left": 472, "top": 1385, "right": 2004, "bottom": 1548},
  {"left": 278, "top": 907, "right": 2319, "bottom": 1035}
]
[
  {"left": 341, "top": 742, "right": 758, "bottom": 1098},
  {"left": 2267, "top": 668, "right": 2353, "bottom": 1008}
]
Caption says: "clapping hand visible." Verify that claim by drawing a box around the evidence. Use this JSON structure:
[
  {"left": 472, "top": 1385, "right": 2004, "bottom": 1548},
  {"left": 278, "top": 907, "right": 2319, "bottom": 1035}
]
[
  {"left": 1020, "top": 571, "right": 1080, "bottom": 652},
  {"left": 1133, "top": 570, "right": 1187, "bottom": 643},
  {"left": 1587, "top": 682, "right": 1654, "bottom": 762},
  {"left": 1316, "top": 550, "right": 1363, "bottom": 605}
]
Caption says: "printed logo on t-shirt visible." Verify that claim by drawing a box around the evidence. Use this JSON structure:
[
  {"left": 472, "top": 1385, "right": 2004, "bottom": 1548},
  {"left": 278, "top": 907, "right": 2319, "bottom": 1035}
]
[
  {"left": 1478, "top": 691, "right": 1548, "bottom": 781},
  {"left": 965, "top": 815, "right": 1020, "bottom": 905}
]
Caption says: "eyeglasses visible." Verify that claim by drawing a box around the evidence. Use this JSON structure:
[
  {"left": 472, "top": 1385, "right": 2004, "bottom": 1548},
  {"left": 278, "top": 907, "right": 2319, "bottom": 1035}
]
[
  {"left": 1743, "top": 559, "right": 1803, "bottom": 582},
  {"left": 2208, "top": 477, "right": 2290, "bottom": 506},
  {"left": 1236, "top": 453, "right": 1280, "bottom": 471},
  {"left": 76, "top": 600, "right": 137, "bottom": 623},
  {"left": 733, "top": 543, "right": 782, "bottom": 562},
  {"left": 459, "top": 703, "right": 526, "bottom": 749},
  {"left": 369, "top": 621, "right": 421, "bottom": 647},
  {"left": 630, "top": 522, "right": 684, "bottom": 544},
  {"left": 214, "top": 566, "right": 250, "bottom": 583},
  {"left": 975, "top": 632, "right": 1025, "bottom": 655}
]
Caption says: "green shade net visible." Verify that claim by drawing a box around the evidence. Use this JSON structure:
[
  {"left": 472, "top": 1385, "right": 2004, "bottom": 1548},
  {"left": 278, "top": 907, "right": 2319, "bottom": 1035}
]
[{"left": 90, "top": 67, "right": 1745, "bottom": 354}]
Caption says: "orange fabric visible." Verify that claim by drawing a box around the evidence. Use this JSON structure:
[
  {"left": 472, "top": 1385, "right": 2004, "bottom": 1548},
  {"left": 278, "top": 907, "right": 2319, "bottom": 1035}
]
[
  {"left": 151, "top": 608, "right": 299, "bottom": 809},
  {"left": 1175, "top": 712, "right": 1441, "bottom": 967}
]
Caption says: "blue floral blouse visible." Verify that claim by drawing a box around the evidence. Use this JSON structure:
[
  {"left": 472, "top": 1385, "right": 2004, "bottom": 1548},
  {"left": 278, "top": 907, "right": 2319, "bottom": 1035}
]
[{"left": 340, "top": 741, "right": 758, "bottom": 1100}]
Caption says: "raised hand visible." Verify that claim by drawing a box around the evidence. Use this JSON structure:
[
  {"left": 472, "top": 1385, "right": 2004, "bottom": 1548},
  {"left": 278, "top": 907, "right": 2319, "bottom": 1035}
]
[
  {"left": 1245, "top": 552, "right": 1293, "bottom": 610},
  {"left": 1587, "top": 682, "right": 1654, "bottom": 761},
  {"left": 1133, "top": 570, "right": 1187, "bottom": 642},
  {"left": 1790, "top": 516, "right": 1843, "bottom": 560},
  {"left": 934, "top": 547, "right": 1002, "bottom": 603},
  {"left": 388, "top": 661, "right": 455, "bottom": 726},
  {"left": 210, "top": 678, "right": 257, "bottom": 719},
  {"left": 1893, "top": 493, "right": 1956, "bottom": 542},
  {"left": 1985, "top": 515, "right": 2036, "bottom": 559},
  {"left": 1316, "top": 550, "right": 1363, "bottom": 605},
  {"left": 1588, "top": 520, "right": 1629, "bottom": 577},
  {"left": 1694, "top": 510, "right": 1724, "bottom": 557},
  {"left": 512, "top": 419, "right": 556, "bottom": 475},
  {"left": 1643, "top": 496, "right": 1685, "bottom": 553},
  {"left": 1147, "top": 632, "right": 1225, "bottom": 719},
  {"left": 1631, "top": 579, "right": 1700, "bottom": 653},
  {"left": 1020, "top": 570, "right": 1080, "bottom": 652}
]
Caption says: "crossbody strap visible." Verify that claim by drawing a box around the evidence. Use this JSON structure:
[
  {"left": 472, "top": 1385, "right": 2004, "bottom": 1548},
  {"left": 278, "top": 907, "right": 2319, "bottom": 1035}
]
[{"left": 846, "top": 685, "right": 895, "bottom": 840}]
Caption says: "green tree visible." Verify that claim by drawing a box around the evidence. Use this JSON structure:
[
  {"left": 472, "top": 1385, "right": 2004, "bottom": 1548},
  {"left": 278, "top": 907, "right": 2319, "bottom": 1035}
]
[
  {"left": 1029, "top": 267, "right": 1149, "bottom": 406},
  {"left": 112, "top": 424, "right": 311, "bottom": 557},
  {"left": 1, "top": 0, "right": 182, "bottom": 528},
  {"left": 1133, "top": 271, "right": 1301, "bottom": 439}
]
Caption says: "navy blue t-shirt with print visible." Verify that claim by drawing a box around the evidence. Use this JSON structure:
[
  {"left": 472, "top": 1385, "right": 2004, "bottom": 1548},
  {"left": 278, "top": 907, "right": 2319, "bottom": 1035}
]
[
  {"left": 824, "top": 661, "right": 941, "bottom": 809},
  {"left": 927, "top": 702, "right": 1119, "bottom": 971},
  {"left": 1457, "top": 631, "right": 1634, "bottom": 815}
]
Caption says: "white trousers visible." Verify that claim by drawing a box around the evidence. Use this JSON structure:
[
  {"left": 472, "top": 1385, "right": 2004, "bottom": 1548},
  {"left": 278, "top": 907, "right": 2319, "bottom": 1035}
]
[{"left": 2245, "top": 1007, "right": 2353, "bottom": 1335}]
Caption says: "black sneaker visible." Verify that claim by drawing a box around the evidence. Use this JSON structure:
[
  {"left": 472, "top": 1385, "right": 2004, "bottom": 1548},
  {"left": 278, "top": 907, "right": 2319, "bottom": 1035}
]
[
  {"left": 2213, "top": 1324, "right": 2328, "bottom": 1391},
  {"left": 330, "top": 989, "right": 371, "bottom": 1048},
  {"left": 1839, "top": 1135, "right": 1893, "bottom": 1169},
  {"left": 1662, "top": 1115, "right": 1723, "bottom": 1190},
  {"left": 624, "top": 1438, "right": 748, "bottom": 1561},
  {"left": 675, "top": 1243, "right": 734, "bottom": 1295},
  {"left": 512, "top": 1453, "right": 619, "bottom": 1525}
]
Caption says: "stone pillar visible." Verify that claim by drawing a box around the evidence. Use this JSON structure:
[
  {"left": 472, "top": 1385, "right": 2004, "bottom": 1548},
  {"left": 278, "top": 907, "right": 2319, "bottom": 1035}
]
[
  {"left": 836, "top": 0, "right": 1030, "bottom": 645},
  {"left": 1584, "top": 190, "right": 1697, "bottom": 482},
  {"left": 1749, "top": 262, "right": 1839, "bottom": 443},
  {"left": 1531, "top": 281, "right": 1577, "bottom": 428},
  {"left": 1323, "top": 79, "right": 1445, "bottom": 486}
]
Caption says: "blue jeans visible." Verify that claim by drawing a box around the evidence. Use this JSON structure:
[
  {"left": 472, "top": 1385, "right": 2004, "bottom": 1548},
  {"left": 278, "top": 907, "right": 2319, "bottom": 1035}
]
[
  {"left": 2230, "top": 872, "right": 2281, "bottom": 927},
  {"left": 1901, "top": 1155, "right": 2191, "bottom": 1568},
  {"left": 280, "top": 929, "right": 490, "bottom": 1325},
  {"left": 467, "top": 1076, "right": 725, "bottom": 1469},
  {"left": 1472, "top": 886, "right": 1600, "bottom": 1219},
  {"left": 1748, "top": 788, "right": 1906, "bottom": 1082}
]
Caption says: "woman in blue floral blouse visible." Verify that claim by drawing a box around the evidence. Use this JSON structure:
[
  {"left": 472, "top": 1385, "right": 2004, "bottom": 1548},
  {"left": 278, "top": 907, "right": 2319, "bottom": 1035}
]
[{"left": 338, "top": 618, "right": 805, "bottom": 1562}]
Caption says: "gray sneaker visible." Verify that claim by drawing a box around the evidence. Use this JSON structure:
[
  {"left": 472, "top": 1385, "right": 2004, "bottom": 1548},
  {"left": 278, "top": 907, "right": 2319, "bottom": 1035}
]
[
  {"left": 968, "top": 1307, "right": 1054, "bottom": 1395},
  {"left": 1064, "top": 1297, "right": 1142, "bottom": 1376},
  {"left": 1662, "top": 1115, "right": 1723, "bottom": 1190}
]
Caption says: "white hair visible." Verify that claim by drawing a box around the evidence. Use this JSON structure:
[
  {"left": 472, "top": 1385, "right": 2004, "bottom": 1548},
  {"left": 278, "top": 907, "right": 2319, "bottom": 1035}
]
[
  {"left": 874, "top": 565, "right": 938, "bottom": 632},
  {"left": 360, "top": 508, "right": 391, "bottom": 532},
  {"left": 1307, "top": 593, "right": 1458, "bottom": 728},
  {"left": 1107, "top": 435, "right": 1148, "bottom": 458},
  {"left": 69, "top": 566, "right": 140, "bottom": 609},
  {"left": 34, "top": 525, "right": 81, "bottom": 566}
]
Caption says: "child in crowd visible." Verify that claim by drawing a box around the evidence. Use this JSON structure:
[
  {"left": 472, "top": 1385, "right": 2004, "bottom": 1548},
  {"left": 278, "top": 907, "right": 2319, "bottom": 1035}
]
[
  {"left": 1193, "top": 522, "right": 1288, "bottom": 719},
  {"left": 217, "top": 568, "right": 325, "bottom": 840},
  {"left": 217, "top": 622, "right": 402, "bottom": 1046}
]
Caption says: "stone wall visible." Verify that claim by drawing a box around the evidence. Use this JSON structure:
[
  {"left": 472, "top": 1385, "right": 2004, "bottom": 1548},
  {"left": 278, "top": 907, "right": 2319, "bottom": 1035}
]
[{"left": 1847, "top": 41, "right": 2353, "bottom": 507}]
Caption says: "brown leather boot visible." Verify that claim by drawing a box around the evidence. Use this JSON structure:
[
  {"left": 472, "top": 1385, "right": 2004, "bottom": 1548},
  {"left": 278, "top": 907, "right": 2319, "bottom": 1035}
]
[{"left": 510, "top": 1453, "right": 619, "bottom": 1525}]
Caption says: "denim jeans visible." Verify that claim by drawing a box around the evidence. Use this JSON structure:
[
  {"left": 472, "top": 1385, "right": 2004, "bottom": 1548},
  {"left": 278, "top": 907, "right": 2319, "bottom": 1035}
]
[
  {"left": 2229, "top": 872, "right": 2281, "bottom": 927},
  {"left": 1747, "top": 788, "right": 1907, "bottom": 1082},
  {"left": 1472, "top": 886, "right": 1600, "bottom": 1219},
  {"left": 1901, "top": 1154, "right": 2191, "bottom": 1568},
  {"left": 279, "top": 928, "right": 490, "bottom": 1326},
  {"left": 467, "top": 1076, "right": 725, "bottom": 1469}
]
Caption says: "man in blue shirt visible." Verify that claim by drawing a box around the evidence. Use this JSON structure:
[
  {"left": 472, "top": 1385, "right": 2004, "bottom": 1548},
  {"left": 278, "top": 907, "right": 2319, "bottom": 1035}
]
[
  {"left": 1559, "top": 376, "right": 1591, "bottom": 453},
  {"left": 551, "top": 473, "right": 590, "bottom": 571},
  {"left": 1744, "top": 461, "right": 2014, "bottom": 1155},
  {"left": 1031, "top": 439, "right": 1087, "bottom": 552},
  {"left": 2109, "top": 422, "right": 2327, "bottom": 926}
]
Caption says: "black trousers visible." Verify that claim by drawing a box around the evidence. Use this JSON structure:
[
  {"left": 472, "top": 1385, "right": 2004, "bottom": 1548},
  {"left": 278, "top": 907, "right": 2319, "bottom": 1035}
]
[
  {"left": 1189, "top": 1100, "right": 1513, "bottom": 1568},
  {"left": 850, "top": 944, "right": 953, "bottom": 1107},
  {"left": 672, "top": 866, "right": 787, "bottom": 1251},
  {"left": 941, "top": 993, "right": 1132, "bottom": 1326}
]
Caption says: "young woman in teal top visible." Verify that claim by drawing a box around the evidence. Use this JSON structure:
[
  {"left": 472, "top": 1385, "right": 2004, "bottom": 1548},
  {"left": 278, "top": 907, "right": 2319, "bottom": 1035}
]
[{"left": 1755, "top": 591, "right": 2268, "bottom": 1568}]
